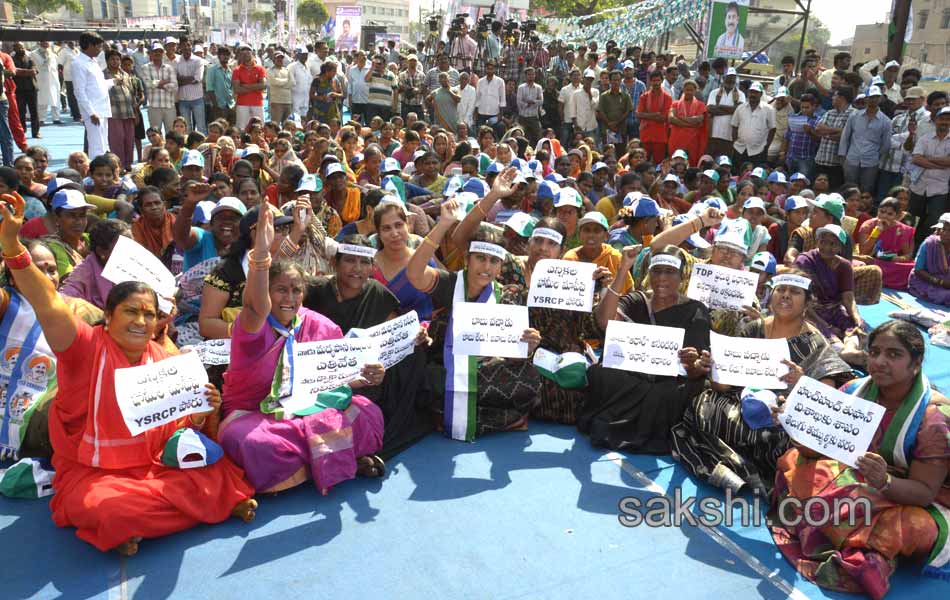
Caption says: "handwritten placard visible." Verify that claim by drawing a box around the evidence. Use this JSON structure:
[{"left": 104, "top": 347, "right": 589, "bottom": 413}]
[
  {"left": 710, "top": 331, "right": 790, "bottom": 389},
  {"left": 183, "top": 338, "right": 232, "bottom": 366},
  {"left": 527, "top": 259, "right": 598, "bottom": 312},
  {"left": 602, "top": 320, "right": 686, "bottom": 377},
  {"left": 114, "top": 352, "right": 210, "bottom": 436},
  {"left": 101, "top": 235, "right": 177, "bottom": 313},
  {"left": 452, "top": 302, "right": 529, "bottom": 358},
  {"left": 780, "top": 377, "right": 886, "bottom": 467},
  {"left": 686, "top": 263, "right": 758, "bottom": 311},
  {"left": 279, "top": 338, "right": 380, "bottom": 415},
  {"left": 346, "top": 311, "right": 419, "bottom": 369}
]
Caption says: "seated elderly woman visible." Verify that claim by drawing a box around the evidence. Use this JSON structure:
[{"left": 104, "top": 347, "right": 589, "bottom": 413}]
[
  {"left": 855, "top": 197, "right": 916, "bottom": 290},
  {"left": 908, "top": 212, "right": 950, "bottom": 305},
  {"left": 671, "top": 268, "right": 853, "bottom": 495},
  {"left": 304, "top": 235, "right": 433, "bottom": 458},
  {"left": 794, "top": 224, "right": 866, "bottom": 352},
  {"left": 219, "top": 207, "right": 386, "bottom": 494},
  {"left": 0, "top": 193, "right": 255, "bottom": 555},
  {"left": 580, "top": 245, "right": 712, "bottom": 453},
  {"left": 407, "top": 197, "right": 542, "bottom": 441},
  {"left": 771, "top": 320, "right": 950, "bottom": 600}
]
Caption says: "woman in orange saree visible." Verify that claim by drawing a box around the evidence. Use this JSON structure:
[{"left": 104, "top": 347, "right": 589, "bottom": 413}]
[
  {"left": 667, "top": 80, "right": 708, "bottom": 168},
  {"left": 0, "top": 193, "right": 257, "bottom": 556}
]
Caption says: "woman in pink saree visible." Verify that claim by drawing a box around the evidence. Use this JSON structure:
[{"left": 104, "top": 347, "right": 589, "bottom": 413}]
[
  {"left": 855, "top": 197, "right": 915, "bottom": 290},
  {"left": 667, "top": 80, "right": 708, "bottom": 168},
  {"left": 219, "top": 206, "right": 386, "bottom": 494}
]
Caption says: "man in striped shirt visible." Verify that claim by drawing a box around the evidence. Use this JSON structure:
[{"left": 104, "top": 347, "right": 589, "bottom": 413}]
[
  {"left": 142, "top": 43, "right": 177, "bottom": 135},
  {"left": 364, "top": 55, "right": 396, "bottom": 123}
]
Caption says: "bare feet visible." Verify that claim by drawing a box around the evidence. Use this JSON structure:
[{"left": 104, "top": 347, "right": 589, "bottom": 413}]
[
  {"left": 356, "top": 455, "right": 386, "bottom": 478},
  {"left": 115, "top": 537, "right": 141, "bottom": 556},
  {"left": 231, "top": 498, "right": 258, "bottom": 523}
]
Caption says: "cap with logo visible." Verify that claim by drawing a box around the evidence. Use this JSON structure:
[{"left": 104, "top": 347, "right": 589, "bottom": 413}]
[
  {"left": 808, "top": 193, "right": 845, "bottom": 221},
  {"left": 504, "top": 212, "right": 538, "bottom": 237},
  {"left": 181, "top": 150, "right": 205, "bottom": 168},
  {"left": 161, "top": 428, "right": 224, "bottom": 469},
  {"left": 816, "top": 224, "right": 848, "bottom": 246},
  {"left": 52, "top": 189, "right": 95, "bottom": 211},
  {"left": 554, "top": 187, "right": 583, "bottom": 209},
  {"left": 578, "top": 211, "right": 609, "bottom": 231},
  {"left": 210, "top": 196, "right": 248, "bottom": 218},
  {"left": 749, "top": 251, "right": 777, "bottom": 274}
]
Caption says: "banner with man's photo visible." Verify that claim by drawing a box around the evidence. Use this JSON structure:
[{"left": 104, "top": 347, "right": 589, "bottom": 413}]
[
  {"left": 334, "top": 6, "right": 362, "bottom": 51},
  {"left": 706, "top": 0, "right": 749, "bottom": 59}
]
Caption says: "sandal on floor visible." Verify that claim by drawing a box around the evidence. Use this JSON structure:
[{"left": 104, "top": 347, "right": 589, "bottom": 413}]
[{"left": 357, "top": 454, "right": 386, "bottom": 478}]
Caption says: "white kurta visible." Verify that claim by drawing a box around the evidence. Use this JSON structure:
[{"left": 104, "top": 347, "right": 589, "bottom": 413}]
[
  {"left": 289, "top": 61, "right": 313, "bottom": 118},
  {"left": 31, "top": 47, "right": 61, "bottom": 121}
]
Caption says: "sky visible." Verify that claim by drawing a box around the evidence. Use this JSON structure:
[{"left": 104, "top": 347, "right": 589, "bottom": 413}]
[{"left": 802, "top": 0, "right": 892, "bottom": 45}]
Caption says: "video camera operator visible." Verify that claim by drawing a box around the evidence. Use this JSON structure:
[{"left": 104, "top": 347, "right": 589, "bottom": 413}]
[
  {"left": 500, "top": 26, "right": 524, "bottom": 85},
  {"left": 448, "top": 17, "right": 477, "bottom": 72},
  {"left": 487, "top": 20, "right": 503, "bottom": 61}
]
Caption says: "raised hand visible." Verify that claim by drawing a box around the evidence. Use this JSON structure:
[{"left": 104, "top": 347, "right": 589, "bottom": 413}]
[
  {"left": 253, "top": 205, "right": 274, "bottom": 259},
  {"left": 0, "top": 192, "right": 26, "bottom": 253}
]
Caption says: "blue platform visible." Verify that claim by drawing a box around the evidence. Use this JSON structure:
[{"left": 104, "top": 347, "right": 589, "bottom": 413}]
[{"left": 2, "top": 119, "right": 947, "bottom": 600}]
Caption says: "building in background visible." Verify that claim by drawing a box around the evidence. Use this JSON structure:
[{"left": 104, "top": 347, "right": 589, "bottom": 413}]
[{"left": 851, "top": 0, "right": 950, "bottom": 68}]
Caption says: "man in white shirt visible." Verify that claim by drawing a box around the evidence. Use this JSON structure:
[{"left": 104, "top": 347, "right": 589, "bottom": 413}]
[
  {"left": 347, "top": 51, "right": 371, "bottom": 124},
  {"left": 290, "top": 47, "right": 314, "bottom": 121},
  {"left": 558, "top": 69, "right": 583, "bottom": 146},
  {"left": 457, "top": 71, "right": 476, "bottom": 129},
  {"left": 266, "top": 52, "right": 294, "bottom": 126},
  {"left": 731, "top": 81, "right": 776, "bottom": 166},
  {"left": 910, "top": 106, "right": 950, "bottom": 245},
  {"left": 474, "top": 60, "right": 505, "bottom": 133},
  {"left": 71, "top": 31, "right": 112, "bottom": 159},
  {"left": 175, "top": 39, "right": 206, "bottom": 133},
  {"left": 31, "top": 41, "right": 62, "bottom": 125},
  {"left": 566, "top": 69, "right": 600, "bottom": 142},
  {"left": 706, "top": 67, "right": 745, "bottom": 161},
  {"left": 59, "top": 41, "right": 80, "bottom": 120},
  {"left": 859, "top": 58, "right": 903, "bottom": 105}
]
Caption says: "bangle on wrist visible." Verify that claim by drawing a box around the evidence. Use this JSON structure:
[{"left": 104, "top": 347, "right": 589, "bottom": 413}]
[
  {"left": 3, "top": 248, "right": 31, "bottom": 270},
  {"left": 475, "top": 203, "right": 488, "bottom": 218},
  {"left": 605, "top": 286, "right": 621, "bottom": 298},
  {"left": 190, "top": 414, "right": 207, "bottom": 427},
  {"left": 879, "top": 473, "right": 892, "bottom": 492},
  {"left": 423, "top": 236, "right": 439, "bottom": 250}
]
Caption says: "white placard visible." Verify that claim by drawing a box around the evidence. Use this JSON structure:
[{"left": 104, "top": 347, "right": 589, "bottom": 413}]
[
  {"left": 686, "top": 263, "right": 758, "bottom": 311},
  {"left": 527, "top": 259, "right": 598, "bottom": 312},
  {"left": 602, "top": 320, "right": 686, "bottom": 377},
  {"left": 452, "top": 302, "right": 529, "bottom": 358},
  {"left": 101, "top": 235, "right": 177, "bottom": 313},
  {"left": 780, "top": 376, "right": 887, "bottom": 467},
  {"left": 114, "top": 352, "right": 211, "bottom": 436},
  {"left": 346, "top": 311, "right": 419, "bottom": 370},
  {"left": 279, "top": 338, "right": 380, "bottom": 415},
  {"left": 710, "top": 331, "right": 790, "bottom": 389},
  {"left": 183, "top": 338, "right": 232, "bottom": 366}
]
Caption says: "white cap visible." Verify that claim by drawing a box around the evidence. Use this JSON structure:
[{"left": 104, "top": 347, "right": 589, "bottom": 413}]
[
  {"left": 164, "top": 36, "right": 178, "bottom": 45},
  {"left": 865, "top": 86, "right": 882, "bottom": 97},
  {"left": 748, "top": 82, "right": 764, "bottom": 93},
  {"left": 724, "top": 67, "right": 737, "bottom": 77},
  {"left": 583, "top": 68, "right": 597, "bottom": 79},
  {"left": 662, "top": 173, "right": 680, "bottom": 184},
  {"left": 884, "top": 60, "right": 900, "bottom": 70},
  {"left": 743, "top": 197, "right": 766, "bottom": 211},
  {"left": 325, "top": 162, "right": 346, "bottom": 178},
  {"left": 773, "top": 86, "right": 789, "bottom": 99}
]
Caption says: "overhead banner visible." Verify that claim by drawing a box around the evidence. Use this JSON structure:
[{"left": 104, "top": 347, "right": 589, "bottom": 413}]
[
  {"left": 706, "top": 0, "right": 749, "bottom": 59},
  {"left": 334, "top": 6, "right": 362, "bottom": 51}
]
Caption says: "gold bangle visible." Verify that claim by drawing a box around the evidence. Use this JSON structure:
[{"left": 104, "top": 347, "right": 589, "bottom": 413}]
[
  {"left": 423, "top": 236, "right": 439, "bottom": 250},
  {"left": 227, "top": 322, "right": 234, "bottom": 337},
  {"left": 475, "top": 202, "right": 488, "bottom": 218},
  {"left": 190, "top": 414, "right": 207, "bottom": 427},
  {"left": 606, "top": 286, "right": 622, "bottom": 297}
]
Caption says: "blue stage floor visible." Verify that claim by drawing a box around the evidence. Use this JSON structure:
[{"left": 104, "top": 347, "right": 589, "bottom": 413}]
[{"left": 2, "top": 118, "right": 947, "bottom": 600}]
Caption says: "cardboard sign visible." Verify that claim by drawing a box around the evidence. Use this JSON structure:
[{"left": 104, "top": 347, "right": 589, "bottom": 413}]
[
  {"left": 452, "top": 302, "right": 529, "bottom": 359},
  {"left": 278, "top": 338, "right": 380, "bottom": 415},
  {"left": 710, "top": 331, "right": 790, "bottom": 389},
  {"left": 101, "top": 236, "right": 177, "bottom": 313},
  {"left": 686, "top": 263, "right": 758, "bottom": 311},
  {"left": 346, "top": 311, "right": 419, "bottom": 369},
  {"left": 527, "top": 259, "right": 597, "bottom": 312},
  {"left": 602, "top": 321, "right": 686, "bottom": 377},
  {"left": 780, "top": 377, "right": 887, "bottom": 467},
  {"left": 184, "top": 338, "right": 231, "bottom": 366},
  {"left": 114, "top": 352, "right": 210, "bottom": 436}
]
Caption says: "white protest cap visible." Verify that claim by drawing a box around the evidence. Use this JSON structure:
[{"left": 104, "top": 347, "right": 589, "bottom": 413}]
[
  {"left": 578, "top": 211, "right": 609, "bottom": 231},
  {"left": 592, "top": 161, "right": 609, "bottom": 172},
  {"left": 241, "top": 144, "right": 264, "bottom": 159},
  {"left": 51, "top": 189, "right": 95, "bottom": 211},
  {"left": 784, "top": 195, "right": 810, "bottom": 211},
  {"left": 937, "top": 107, "right": 950, "bottom": 118},
  {"left": 382, "top": 157, "right": 402, "bottom": 173},
  {"left": 865, "top": 86, "right": 883, "bottom": 97},
  {"left": 671, "top": 149, "right": 689, "bottom": 161},
  {"left": 164, "top": 36, "right": 178, "bottom": 45},
  {"left": 773, "top": 86, "right": 789, "bottom": 99},
  {"left": 931, "top": 212, "right": 950, "bottom": 228},
  {"left": 504, "top": 212, "right": 538, "bottom": 238},
  {"left": 151, "top": 42, "right": 164, "bottom": 51},
  {"left": 412, "top": 149, "right": 428, "bottom": 161},
  {"left": 743, "top": 196, "right": 766, "bottom": 211},
  {"left": 662, "top": 173, "right": 680, "bottom": 184},
  {"left": 724, "top": 67, "right": 737, "bottom": 77},
  {"left": 193, "top": 200, "right": 216, "bottom": 224},
  {"left": 884, "top": 60, "right": 901, "bottom": 70},
  {"left": 714, "top": 222, "right": 749, "bottom": 254},
  {"left": 749, "top": 251, "right": 776, "bottom": 274},
  {"left": 295, "top": 173, "right": 323, "bottom": 193},
  {"left": 816, "top": 223, "right": 848, "bottom": 245},
  {"left": 583, "top": 68, "right": 597, "bottom": 79},
  {"left": 554, "top": 187, "right": 583, "bottom": 209},
  {"left": 181, "top": 150, "right": 205, "bottom": 168},
  {"left": 210, "top": 197, "right": 248, "bottom": 218},
  {"left": 649, "top": 253, "right": 683, "bottom": 271},
  {"left": 296, "top": 45, "right": 308, "bottom": 54},
  {"left": 748, "top": 81, "right": 764, "bottom": 93},
  {"left": 193, "top": 44, "right": 204, "bottom": 53},
  {"left": 325, "top": 162, "right": 346, "bottom": 178}
]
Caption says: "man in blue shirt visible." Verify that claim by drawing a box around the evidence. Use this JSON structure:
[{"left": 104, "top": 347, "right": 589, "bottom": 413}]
[{"left": 838, "top": 86, "right": 892, "bottom": 196}]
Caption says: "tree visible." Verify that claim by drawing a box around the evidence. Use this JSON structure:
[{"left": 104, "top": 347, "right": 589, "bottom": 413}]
[
  {"left": 297, "top": 0, "right": 329, "bottom": 30},
  {"left": 771, "top": 17, "right": 832, "bottom": 64},
  {"left": 12, "top": 0, "right": 83, "bottom": 15}
]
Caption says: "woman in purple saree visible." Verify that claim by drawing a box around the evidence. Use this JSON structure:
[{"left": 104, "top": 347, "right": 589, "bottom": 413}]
[
  {"left": 219, "top": 206, "right": 385, "bottom": 495},
  {"left": 908, "top": 215, "right": 950, "bottom": 306}
]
